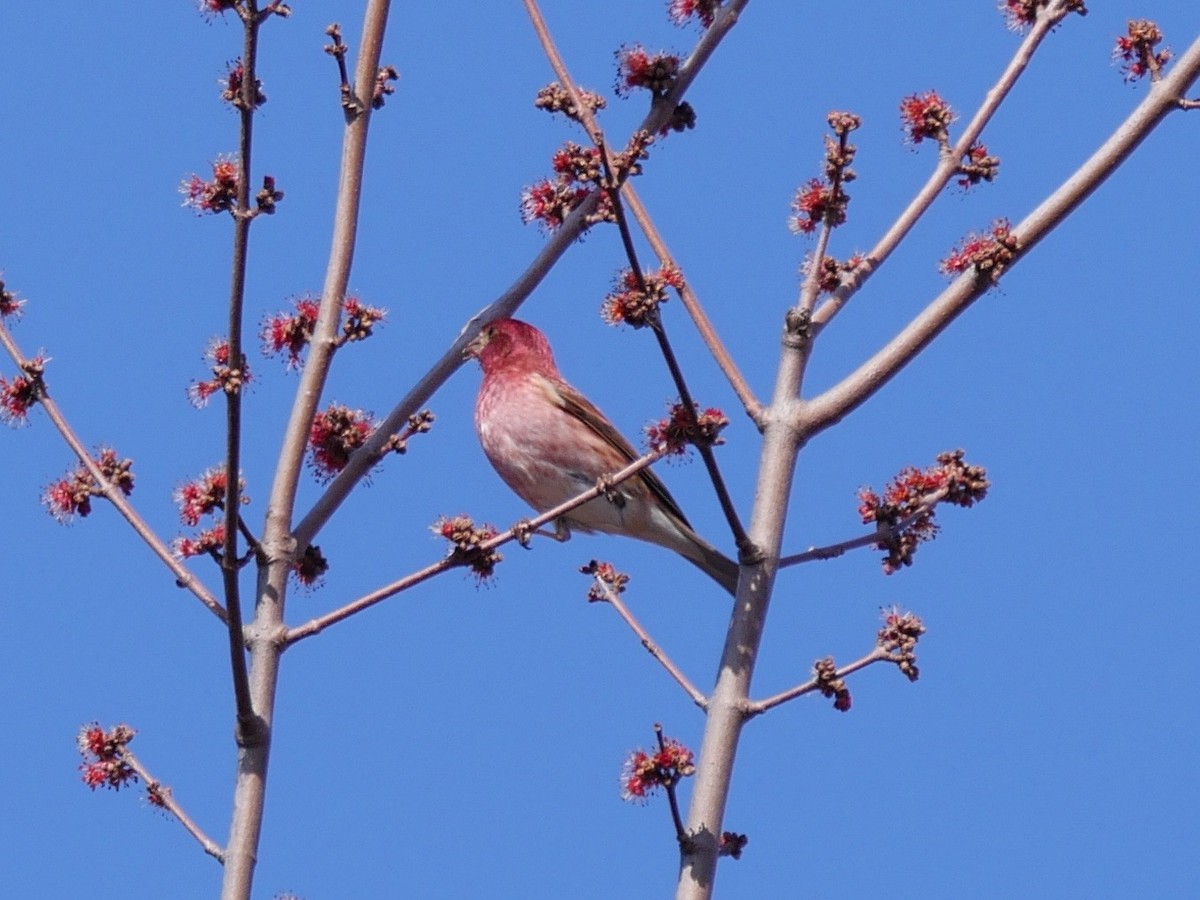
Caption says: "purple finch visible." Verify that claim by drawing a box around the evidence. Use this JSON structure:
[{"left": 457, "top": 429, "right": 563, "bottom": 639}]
[{"left": 466, "top": 318, "right": 738, "bottom": 595}]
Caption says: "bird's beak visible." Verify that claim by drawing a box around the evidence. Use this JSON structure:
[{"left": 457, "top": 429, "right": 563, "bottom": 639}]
[{"left": 463, "top": 327, "right": 490, "bottom": 361}]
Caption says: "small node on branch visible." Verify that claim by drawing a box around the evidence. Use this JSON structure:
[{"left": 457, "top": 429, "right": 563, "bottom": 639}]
[
  {"left": 220, "top": 59, "right": 267, "bottom": 110},
  {"left": 877, "top": 606, "right": 926, "bottom": 682},
  {"left": 432, "top": 514, "right": 502, "bottom": 583},
  {"left": 581, "top": 559, "right": 630, "bottom": 602},
  {"left": 43, "top": 447, "right": 135, "bottom": 524},
  {"left": 255, "top": 175, "right": 284, "bottom": 214},
  {"left": 899, "top": 90, "right": 955, "bottom": 148},
  {"left": 187, "top": 338, "right": 252, "bottom": 408},
  {"left": 0, "top": 278, "right": 26, "bottom": 321},
  {"left": 801, "top": 253, "right": 866, "bottom": 297},
  {"left": 645, "top": 401, "right": 729, "bottom": 457},
  {"left": 77, "top": 722, "right": 139, "bottom": 793},
  {"left": 939, "top": 218, "right": 1018, "bottom": 282},
  {"left": 372, "top": 65, "right": 399, "bottom": 109},
  {"left": 668, "top": 0, "right": 721, "bottom": 30},
  {"left": 601, "top": 265, "right": 682, "bottom": 328},
  {"left": 293, "top": 544, "right": 329, "bottom": 589},
  {"left": 308, "top": 404, "right": 376, "bottom": 482},
  {"left": 263, "top": 1, "right": 292, "bottom": 18},
  {"left": 664, "top": 101, "right": 696, "bottom": 133},
  {"left": 1114, "top": 20, "right": 1171, "bottom": 83},
  {"left": 719, "top": 831, "right": 749, "bottom": 859},
  {"left": 614, "top": 45, "right": 680, "bottom": 98},
  {"left": 0, "top": 354, "right": 46, "bottom": 426},
  {"left": 534, "top": 82, "right": 607, "bottom": 122},
  {"left": 813, "top": 656, "right": 852, "bottom": 712},
  {"left": 956, "top": 143, "right": 1000, "bottom": 190}
]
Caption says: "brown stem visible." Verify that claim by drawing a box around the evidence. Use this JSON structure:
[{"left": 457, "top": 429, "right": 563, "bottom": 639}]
[
  {"left": 800, "top": 32, "right": 1200, "bottom": 438},
  {"left": 121, "top": 748, "right": 225, "bottom": 862},
  {"left": 0, "top": 325, "right": 226, "bottom": 620},
  {"left": 592, "top": 575, "right": 707, "bottom": 709},
  {"left": 747, "top": 647, "right": 889, "bottom": 716},
  {"left": 287, "top": 449, "right": 666, "bottom": 644},
  {"left": 809, "top": 3, "right": 1069, "bottom": 332}
]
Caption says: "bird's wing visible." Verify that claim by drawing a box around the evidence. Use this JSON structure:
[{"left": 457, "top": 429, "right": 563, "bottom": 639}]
[{"left": 532, "top": 371, "right": 694, "bottom": 529}]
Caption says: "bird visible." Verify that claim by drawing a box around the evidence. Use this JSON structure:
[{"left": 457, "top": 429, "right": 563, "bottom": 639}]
[{"left": 465, "top": 317, "right": 739, "bottom": 595}]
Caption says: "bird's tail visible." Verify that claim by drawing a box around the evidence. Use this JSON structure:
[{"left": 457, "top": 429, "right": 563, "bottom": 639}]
[{"left": 679, "top": 530, "right": 740, "bottom": 596}]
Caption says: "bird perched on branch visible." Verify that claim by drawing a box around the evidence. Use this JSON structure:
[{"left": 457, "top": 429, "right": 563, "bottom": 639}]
[{"left": 465, "top": 317, "right": 738, "bottom": 595}]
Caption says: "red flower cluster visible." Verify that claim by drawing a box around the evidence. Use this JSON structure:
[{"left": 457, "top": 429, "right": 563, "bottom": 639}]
[
  {"left": 789, "top": 178, "right": 844, "bottom": 235},
  {"left": 857, "top": 450, "right": 989, "bottom": 574},
  {"left": 1114, "top": 20, "right": 1171, "bottom": 82},
  {"left": 433, "top": 514, "right": 502, "bottom": 582},
  {"left": 899, "top": 90, "right": 955, "bottom": 145},
  {"left": 645, "top": 401, "right": 729, "bottom": 457},
  {"left": 0, "top": 355, "right": 44, "bottom": 426},
  {"left": 0, "top": 278, "right": 24, "bottom": 320},
  {"left": 939, "top": 218, "right": 1018, "bottom": 279},
  {"left": 519, "top": 178, "right": 592, "bottom": 231},
  {"left": 188, "top": 337, "right": 251, "bottom": 408},
  {"left": 293, "top": 544, "right": 329, "bottom": 588},
  {"left": 174, "top": 466, "right": 242, "bottom": 526},
  {"left": 309, "top": 403, "right": 375, "bottom": 481},
  {"left": 600, "top": 265, "right": 684, "bottom": 327},
  {"left": 43, "top": 448, "right": 135, "bottom": 524},
  {"left": 77, "top": 723, "right": 138, "bottom": 793},
  {"left": 668, "top": 0, "right": 721, "bottom": 28},
  {"left": 221, "top": 59, "right": 266, "bottom": 109},
  {"left": 614, "top": 44, "right": 680, "bottom": 97},
  {"left": 802, "top": 253, "right": 865, "bottom": 296},
  {"left": 180, "top": 156, "right": 239, "bottom": 214},
  {"left": 173, "top": 522, "right": 226, "bottom": 559},
  {"left": 620, "top": 734, "right": 695, "bottom": 802},
  {"left": 262, "top": 296, "right": 320, "bottom": 368}
]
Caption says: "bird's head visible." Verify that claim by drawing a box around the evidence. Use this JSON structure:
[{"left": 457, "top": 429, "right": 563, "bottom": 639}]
[{"left": 464, "top": 318, "right": 558, "bottom": 377}]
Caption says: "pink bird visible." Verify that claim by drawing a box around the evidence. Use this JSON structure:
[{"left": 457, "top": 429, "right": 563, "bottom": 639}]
[{"left": 466, "top": 317, "right": 739, "bottom": 595}]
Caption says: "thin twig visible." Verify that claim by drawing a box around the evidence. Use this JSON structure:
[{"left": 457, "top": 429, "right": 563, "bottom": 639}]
[
  {"left": 591, "top": 574, "right": 707, "bottom": 709},
  {"left": 809, "top": 3, "right": 1070, "bottom": 332},
  {"left": 287, "top": 449, "right": 666, "bottom": 644},
  {"left": 121, "top": 748, "right": 225, "bottom": 863},
  {"left": 777, "top": 487, "right": 949, "bottom": 568},
  {"left": 747, "top": 647, "right": 889, "bottom": 716},
  {"left": 0, "top": 325, "right": 226, "bottom": 620}
]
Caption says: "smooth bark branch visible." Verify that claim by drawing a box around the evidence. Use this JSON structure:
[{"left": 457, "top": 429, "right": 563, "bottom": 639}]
[
  {"left": 222, "top": 4, "right": 394, "bottom": 899},
  {"left": 800, "top": 33, "right": 1200, "bottom": 438}
]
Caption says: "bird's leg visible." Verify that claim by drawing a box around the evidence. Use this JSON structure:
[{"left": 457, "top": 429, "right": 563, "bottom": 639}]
[
  {"left": 513, "top": 518, "right": 565, "bottom": 548},
  {"left": 595, "top": 474, "right": 626, "bottom": 509}
]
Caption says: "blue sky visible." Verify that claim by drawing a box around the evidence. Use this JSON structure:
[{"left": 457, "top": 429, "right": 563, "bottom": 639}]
[{"left": 1, "top": 2, "right": 1197, "bottom": 898}]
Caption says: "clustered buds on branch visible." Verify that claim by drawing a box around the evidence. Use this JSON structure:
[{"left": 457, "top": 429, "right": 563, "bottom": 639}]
[
  {"left": 939, "top": 218, "right": 1018, "bottom": 281},
  {"left": 899, "top": 91, "right": 955, "bottom": 147},
  {"left": 521, "top": 132, "right": 652, "bottom": 231},
  {"left": 77, "top": 723, "right": 138, "bottom": 793},
  {"left": 813, "top": 656, "right": 852, "bottom": 712},
  {"left": 261, "top": 294, "right": 388, "bottom": 368},
  {"left": 43, "top": 448, "right": 135, "bottom": 524},
  {"left": 956, "top": 143, "right": 1001, "bottom": 190},
  {"left": 668, "top": 0, "right": 722, "bottom": 30},
  {"left": 220, "top": 59, "right": 267, "bottom": 110},
  {"left": 0, "top": 278, "right": 25, "bottom": 320},
  {"left": 0, "top": 354, "right": 45, "bottom": 426},
  {"left": 645, "top": 401, "right": 729, "bottom": 457},
  {"left": 802, "top": 253, "right": 866, "bottom": 297},
  {"left": 433, "top": 514, "right": 502, "bottom": 582},
  {"left": 180, "top": 156, "right": 240, "bottom": 215},
  {"left": 789, "top": 112, "right": 860, "bottom": 235},
  {"left": 535, "top": 83, "right": 608, "bottom": 123},
  {"left": 877, "top": 606, "right": 926, "bottom": 682},
  {"left": 372, "top": 65, "right": 399, "bottom": 109},
  {"left": 293, "top": 544, "right": 329, "bottom": 588},
  {"left": 308, "top": 404, "right": 376, "bottom": 481},
  {"left": 1114, "top": 20, "right": 1171, "bottom": 83},
  {"left": 581, "top": 559, "right": 630, "bottom": 601},
  {"left": 614, "top": 45, "right": 681, "bottom": 98},
  {"left": 174, "top": 466, "right": 246, "bottom": 527},
  {"left": 620, "top": 728, "right": 695, "bottom": 802},
  {"left": 857, "top": 450, "right": 989, "bottom": 574},
  {"left": 601, "top": 265, "right": 683, "bottom": 327},
  {"left": 188, "top": 338, "right": 252, "bottom": 409}
]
